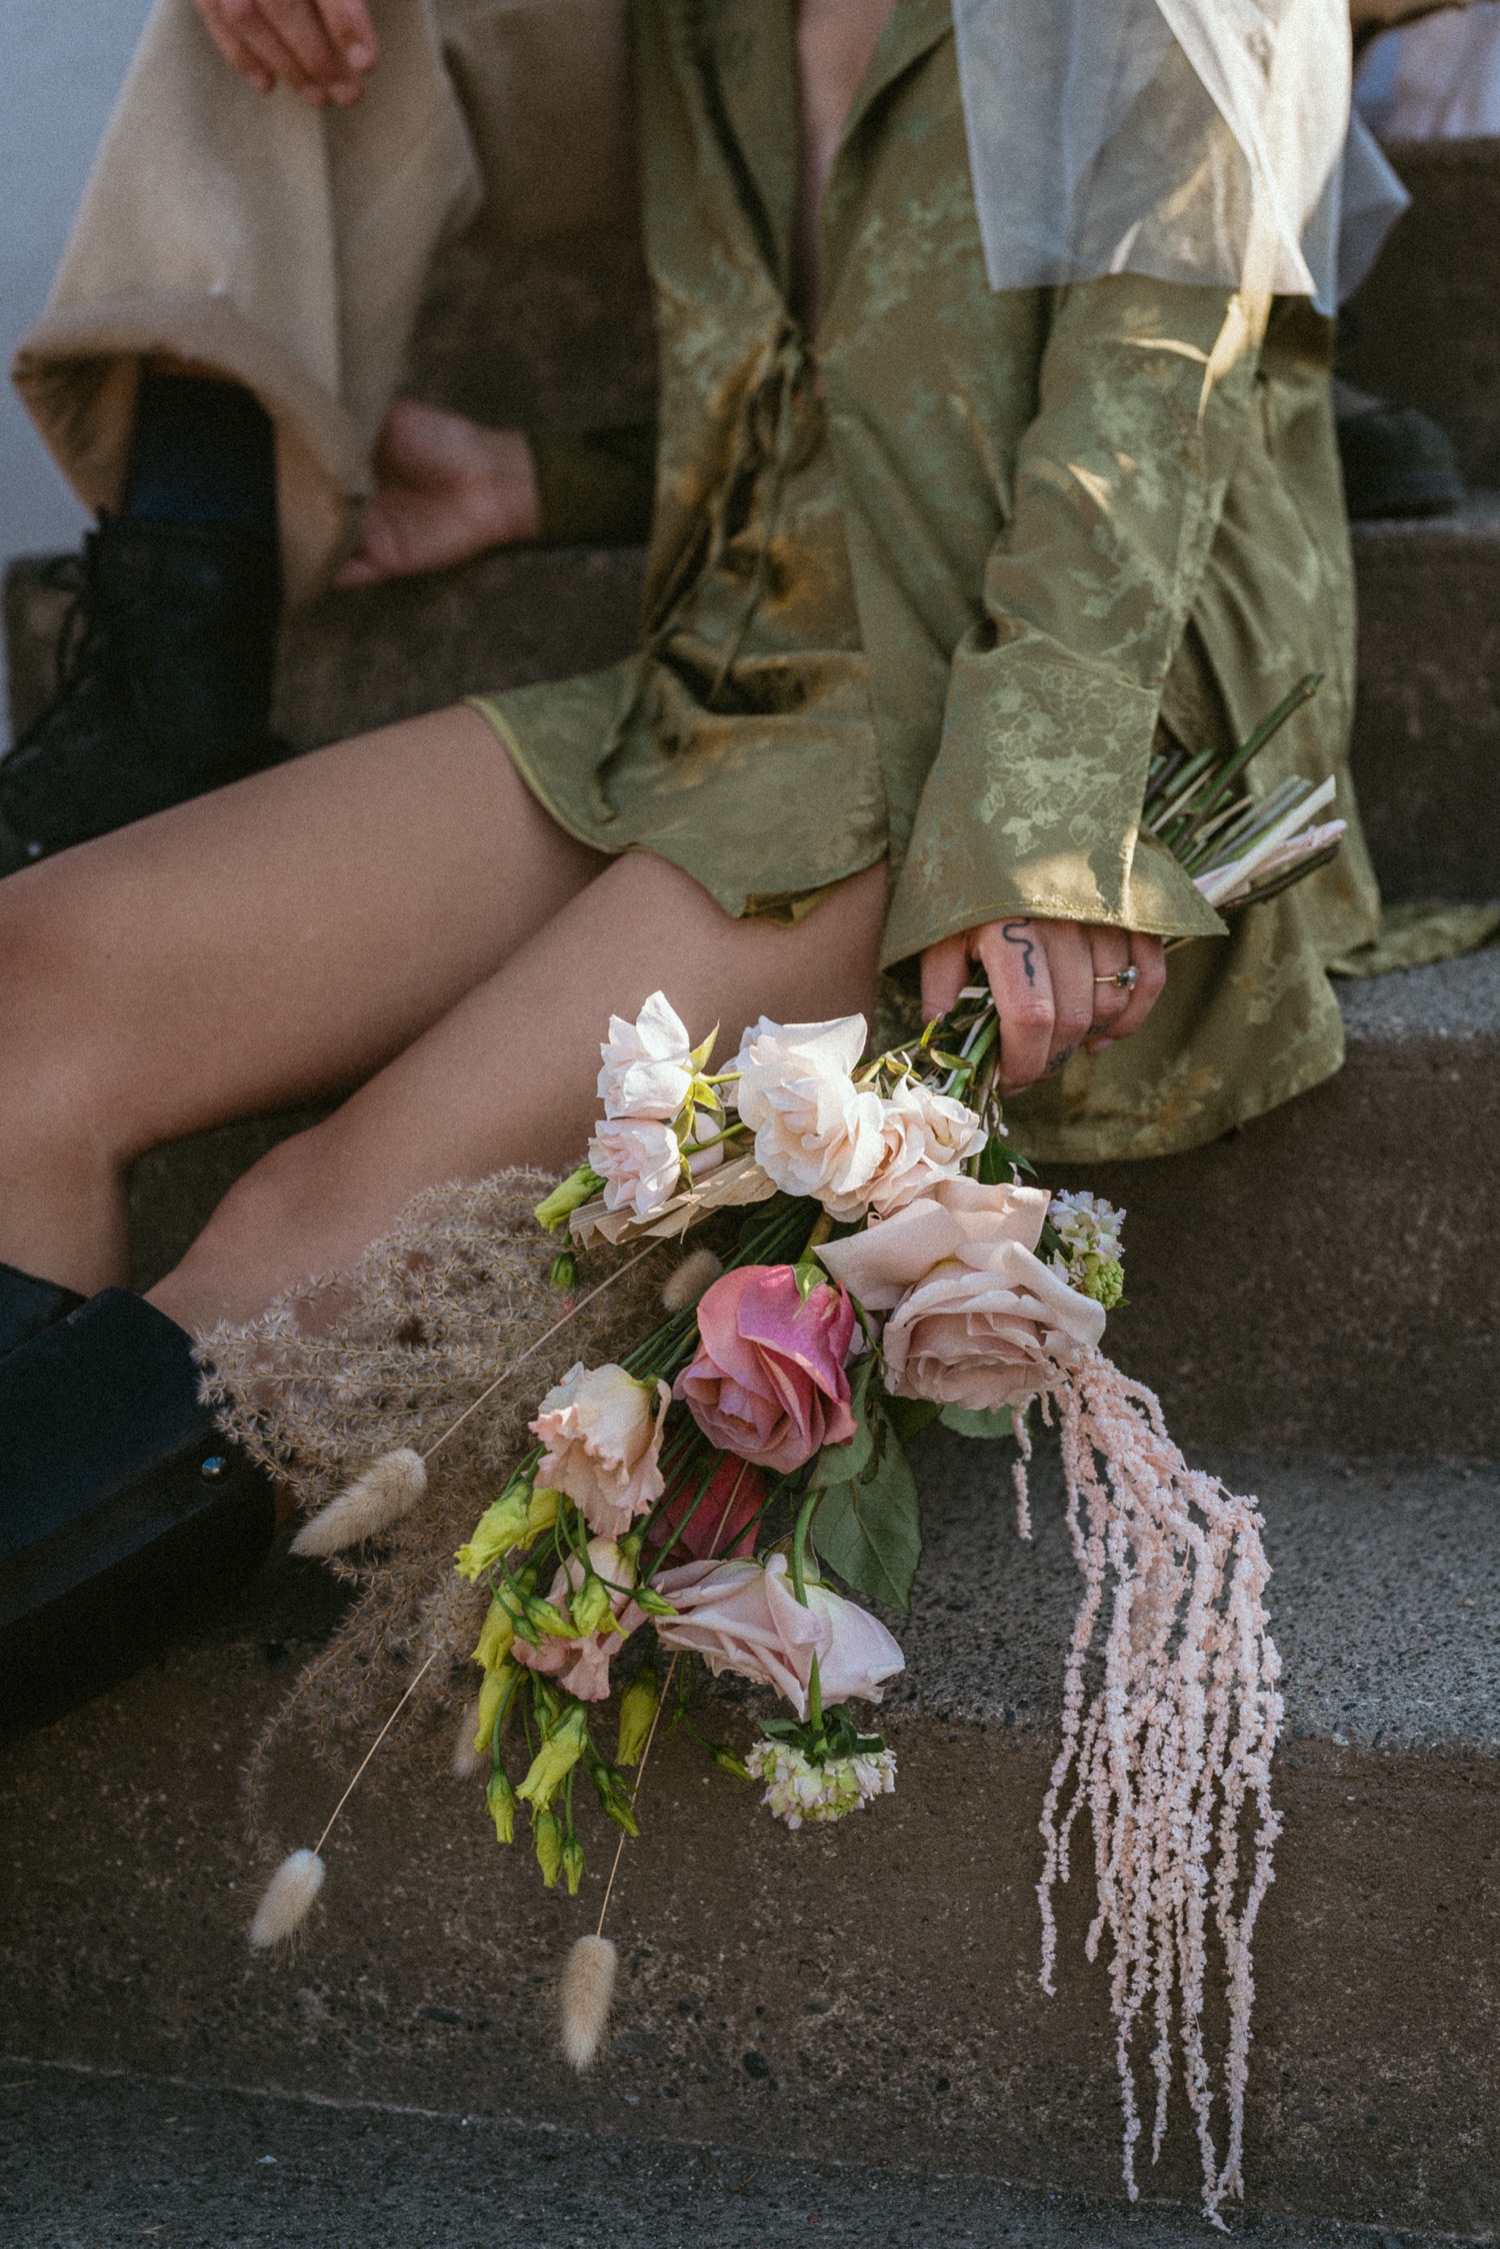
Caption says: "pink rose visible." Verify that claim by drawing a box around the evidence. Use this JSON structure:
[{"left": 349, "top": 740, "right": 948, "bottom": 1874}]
[
  {"left": 818, "top": 1177, "right": 1105, "bottom": 1412},
  {"left": 513, "top": 1537, "right": 645, "bottom": 1702},
  {"left": 645, "top": 1453, "right": 769, "bottom": 1565},
  {"left": 653, "top": 1553, "right": 904, "bottom": 1717},
  {"left": 675, "top": 1266, "right": 857, "bottom": 1474}
]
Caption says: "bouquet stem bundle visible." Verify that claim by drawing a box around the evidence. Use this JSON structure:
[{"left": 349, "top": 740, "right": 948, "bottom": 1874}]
[{"left": 239, "top": 678, "right": 1345, "bottom": 2221}]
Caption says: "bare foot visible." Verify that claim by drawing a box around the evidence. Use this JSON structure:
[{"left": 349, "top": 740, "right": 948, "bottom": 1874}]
[{"left": 335, "top": 400, "right": 542, "bottom": 589}]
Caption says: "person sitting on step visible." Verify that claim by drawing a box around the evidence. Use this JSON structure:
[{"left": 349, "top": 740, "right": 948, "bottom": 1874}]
[{"left": 0, "top": 0, "right": 1415, "bottom": 1714}]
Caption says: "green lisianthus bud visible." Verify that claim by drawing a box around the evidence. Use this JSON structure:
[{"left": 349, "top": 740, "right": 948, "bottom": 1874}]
[
  {"left": 615, "top": 1671, "right": 659, "bottom": 1767},
  {"left": 549, "top": 1250, "right": 578, "bottom": 1291},
  {"left": 474, "top": 1658, "right": 517, "bottom": 1755},
  {"left": 472, "top": 1595, "right": 516, "bottom": 1674},
  {"left": 518, "top": 1704, "right": 591, "bottom": 1811},
  {"left": 534, "top": 1808, "right": 564, "bottom": 1888},
  {"left": 534, "top": 1166, "right": 605, "bottom": 1233},
  {"left": 454, "top": 1482, "right": 534, "bottom": 1580},
  {"left": 486, "top": 1766, "right": 517, "bottom": 1844},
  {"left": 561, "top": 1832, "right": 586, "bottom": 1897},
  {"left": 569, "top": 1572, "right": 614, "bottom": 1639},
  {"left": 633, "top": 1588, "right": 679, "bottom": 1620},
  {"left": 708, "top": 1743, "right": 751, "bottom": 1782}
]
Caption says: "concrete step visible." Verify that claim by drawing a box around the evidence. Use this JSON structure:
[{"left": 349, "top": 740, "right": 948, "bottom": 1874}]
[
  {"left": 1349, "top": 496, "right": 1500, "bottom": 903},
  {"left": 8, "top": 504, "right": 1500, "bottom": 906},
  {"left": 0, "top": 2065, "right": 1464, "bottom": 2249},
  {"left": 1337, "top": 137, "right": 1500, "bottom": 489},
  {"left": 2, "top": 1438, "right": 1494, "bottom": 2234},
  {"left": 114, "top": 948, "right": 1500, "bottom": 1457}
]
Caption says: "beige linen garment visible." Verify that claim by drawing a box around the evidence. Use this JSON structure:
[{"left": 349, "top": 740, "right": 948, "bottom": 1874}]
[
  {"left": 11, "top": 0, "right": 638, "bottom": 602},
  {"left": 471, "top": 0, "right": 1380, "bottom": 1161}
]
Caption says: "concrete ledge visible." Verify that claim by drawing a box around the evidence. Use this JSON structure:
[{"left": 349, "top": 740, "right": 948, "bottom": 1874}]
[{"left": 1, "top": 1440, "right": 1494, "bottom": 2233}]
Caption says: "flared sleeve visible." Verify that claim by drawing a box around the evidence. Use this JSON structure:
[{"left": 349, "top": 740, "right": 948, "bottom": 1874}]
[{"left": 881, "top": 277, "right": 1260, "bottom": 968}]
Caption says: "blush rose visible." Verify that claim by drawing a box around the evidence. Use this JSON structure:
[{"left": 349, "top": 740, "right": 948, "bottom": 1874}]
[{"left": 674, "top": 1265, "right": 857, "bottom": 1474}]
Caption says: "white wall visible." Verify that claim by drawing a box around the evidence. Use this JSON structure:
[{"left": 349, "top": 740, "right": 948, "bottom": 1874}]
[{"left": 1, "top": 0, "right": 155, "bottom": 717}]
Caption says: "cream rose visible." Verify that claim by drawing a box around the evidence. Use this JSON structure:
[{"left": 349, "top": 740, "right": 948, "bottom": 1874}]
[
  {"left": 597, "top": 990, "right": 696, "bottom": 1120},
  {"left": 817, "top": 1176, "right": 1105, "bottom": 1411},
  {"left": 530, "top": 1362, "right": 671, "bottom": 1539},
  {"left": 864, "top": 1081, "right": 986, "bottom": 1219},
  {"left": 732, "top": 1014, "right": 885, "bottom": 1219}
]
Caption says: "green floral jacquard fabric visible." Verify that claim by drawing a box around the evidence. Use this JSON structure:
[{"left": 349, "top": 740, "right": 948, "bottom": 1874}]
[{"left": 470, "top": 0, "right": 1379, "bottom": 1162}]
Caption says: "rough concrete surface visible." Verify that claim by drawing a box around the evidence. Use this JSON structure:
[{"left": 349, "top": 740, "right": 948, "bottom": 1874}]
[
  {"left": 0, "top": 2065, "right": 1472, "bottom": 2249},
  {"left": 2, "top": 1445, "right": 1494, "bottom": 2235},
  {"left": 1348, "top": 499, "right": 1500, "bottom": 905}
]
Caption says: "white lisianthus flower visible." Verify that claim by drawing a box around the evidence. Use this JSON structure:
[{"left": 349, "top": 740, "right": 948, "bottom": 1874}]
[
  {"left": 864, "top": 1081, "right": 986, "bottom": 1219},
  {"left": 589, "top": 1117, "right": 682, "bottom": 1218},
  {"left": 732, "top": 1014, "right": 886, "bottom": 1220},
  {"left": 746, "top": 1738, "right": 898, "bottom": 1829},
  {"left": 597, "top": 990, "right": 696, "bottom": 1120},
  {"left": 530, "top": 1362, "right": 671, "bottom": 1539},
  {"left": 590, "top": 1109, "right": 723, "bottom": 1221}
]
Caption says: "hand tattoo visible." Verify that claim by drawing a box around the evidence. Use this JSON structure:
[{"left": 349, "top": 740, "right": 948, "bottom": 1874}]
[
  {"left": 1000, "top": 920, "right": 1037, "bottom": 984},
  {"left": 1045, "top": 1044, "right": 1078, "bottom": 1078}
]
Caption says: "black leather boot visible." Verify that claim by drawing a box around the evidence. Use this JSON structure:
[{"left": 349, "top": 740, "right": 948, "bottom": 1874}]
[
  {"left": 0, "top": 1290, "right": 276, "bottom": 1730},
  {"left": 0, "top": 1258, "right": 84, "bottom": 1358},
  {"left": 0, "top": 512, "right": 288, "bottom": 868},
  {"left": 1333, "top": 377, "right": 1465, "bottom": 522}
]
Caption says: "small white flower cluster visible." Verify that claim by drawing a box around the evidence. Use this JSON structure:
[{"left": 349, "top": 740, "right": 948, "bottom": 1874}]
[
  {"left": 1047, "top": 1190, "right": 1125, "bottom": 1263},
  {"left": 746, "top": 1737, "right": 897, "bottom": 1829}
]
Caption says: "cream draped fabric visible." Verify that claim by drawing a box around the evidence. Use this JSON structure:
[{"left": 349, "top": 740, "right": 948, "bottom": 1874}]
[{"left": 952, "top": 0, "right": 1407, "bottom": 308}]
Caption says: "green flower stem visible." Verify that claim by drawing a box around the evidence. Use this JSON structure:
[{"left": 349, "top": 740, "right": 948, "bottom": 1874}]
[{"left": 790, "top": 1487, "right": 819, "bottom": 1605}]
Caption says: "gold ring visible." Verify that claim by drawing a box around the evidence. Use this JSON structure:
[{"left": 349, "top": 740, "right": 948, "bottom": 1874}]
[{"left": 1094, "top": 966, "right": 1138, "bottom": 991}]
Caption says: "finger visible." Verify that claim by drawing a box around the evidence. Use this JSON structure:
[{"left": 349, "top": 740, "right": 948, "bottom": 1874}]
[
  {"left": 257, "top": 0, "right": 350, "bottom": 85},
  {"left": 920, "top": 932, "right": 972, "bottom": 1024},
  {"left": 1085, "top": 926, "right": 1132, "bottom": 1050},
  {"left": 319, "top": 0, "right": 379, "bottom": 72},
  {"left": 195, "top": 1, "right": 277, "bottom": 89},
  {"left": 975, "top": 918, "right": 1055, "bottom": 1089},
  {"left": 216, "top": 0, "right": 323, "bottom": 96},
  {"left": 1037, "top": 919, "right": 1093, "bottom": 1067},
  {"left": 1105, "top": 932, "right": 1167, "bottom": 1043}
]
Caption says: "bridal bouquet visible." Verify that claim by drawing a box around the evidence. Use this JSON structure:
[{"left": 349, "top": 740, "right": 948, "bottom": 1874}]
[{"left": 249, "top": 683, "right": 1339, "bottom": 2220}]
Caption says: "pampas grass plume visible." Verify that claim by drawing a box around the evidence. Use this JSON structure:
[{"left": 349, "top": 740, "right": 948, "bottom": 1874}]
[
  {"left": 560, "top": 1934, "right": 617, "bottom": 2070},
  {"left": 662, "top": 1248, "right": 722, "bottom": 1314},
  {"left": 248, "top": 1848, "right": 325, "bottom": 1949},
  {"left": 291, "top": 1448, "right": 428, "bottom": 1556},
  {"left": 452, "top": 1696, "right": 489, "bottom": 1779}
]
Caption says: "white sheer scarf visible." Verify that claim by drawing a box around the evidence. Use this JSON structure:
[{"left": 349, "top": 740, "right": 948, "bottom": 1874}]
[{"left": 951, "top": 0, "right": 1408, "bottom": 310}]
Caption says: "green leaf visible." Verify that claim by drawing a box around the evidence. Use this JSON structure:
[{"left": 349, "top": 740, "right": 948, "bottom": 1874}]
[
  {"left": 808, "top": 1354, "right": 879, "bottom": 1490},
  {"left": 813, "top": 1400, "right": 922, "bottom": 1613},
  {"left": 976, "top": 1131, "right": 1034, "bottom": 1186},
  {"left": 886, "top": 1395, "right": 941, "bottom": 1443},
  {"left": 939, "top": 1402, "right": 1014, "bottom": 1440}
]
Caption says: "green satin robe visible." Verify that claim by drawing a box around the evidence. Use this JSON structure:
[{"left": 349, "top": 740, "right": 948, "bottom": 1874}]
[{"left": 471, "top": 0, "right": 1379, "bottom": 1162}]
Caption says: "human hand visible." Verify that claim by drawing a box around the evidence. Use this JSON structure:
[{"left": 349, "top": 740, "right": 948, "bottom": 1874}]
[
  {"left": 194, "top": 0, "right": 379, "bottom": 106},
  {"left": 920, "top": 917, "right": 1166, "bottom": 1091},
  {"left": 334, "top": 401, "right": 543, "bottom": 589}
]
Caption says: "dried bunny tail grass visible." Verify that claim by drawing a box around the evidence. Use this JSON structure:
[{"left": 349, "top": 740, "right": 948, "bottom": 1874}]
[
  {"left": 1037, "top": 1347, "right": 1282, "bottom": 2227},
  {"left": 560, "top": 1934, "right": 618, "bottom": 2070},
  {"left": 661, "top": 1247, "right": 722, "bottom": 1313},
  {"left": 249, "top": 1848, "right": 325, "bottom": 1949},
  {"left": 200, "top": 1170, "right": 667, "bottom": 1764},
  {"left": 452, "top": 1697, "right": 489, "bottom": 1779},
  {"left": 290, "top": 1449, "right": 428, "bottom": 1555}
]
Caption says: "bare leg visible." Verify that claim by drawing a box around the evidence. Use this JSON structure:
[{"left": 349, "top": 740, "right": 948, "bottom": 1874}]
[
  {"left": 149, "top": 849, "right": 885, "bottom": 1331},
  {"left": 0, "top": 705, "right": 605, "bottom": 1295},
  {"left": 0, "top": 698, "right": 886, "bottom": 1331}
]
